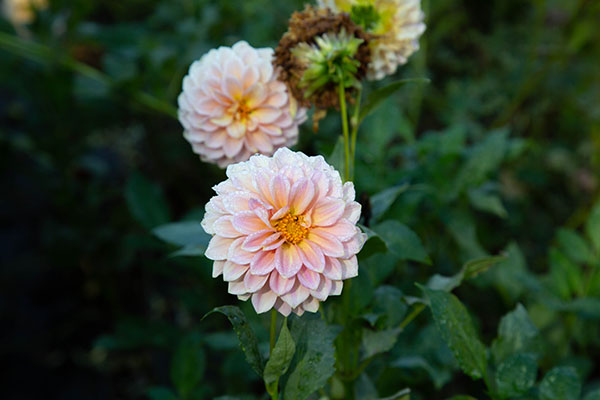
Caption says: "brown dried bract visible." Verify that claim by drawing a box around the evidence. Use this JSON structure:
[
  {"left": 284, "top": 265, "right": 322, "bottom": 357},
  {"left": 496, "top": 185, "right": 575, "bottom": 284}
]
[{"left": 274, "top": 5, "right": 372, "bottom": 110}]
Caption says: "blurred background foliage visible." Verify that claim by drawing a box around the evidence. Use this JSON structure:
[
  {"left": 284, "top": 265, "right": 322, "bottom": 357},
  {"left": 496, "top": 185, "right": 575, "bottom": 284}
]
[{"left": 1, "top": 0, "right": 599, "bottom": 399}]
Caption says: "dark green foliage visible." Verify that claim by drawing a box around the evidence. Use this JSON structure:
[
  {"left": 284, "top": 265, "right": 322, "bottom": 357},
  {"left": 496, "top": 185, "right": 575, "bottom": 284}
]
[{"left": 2, "top": 0, "right": 600, "bottom": 399}]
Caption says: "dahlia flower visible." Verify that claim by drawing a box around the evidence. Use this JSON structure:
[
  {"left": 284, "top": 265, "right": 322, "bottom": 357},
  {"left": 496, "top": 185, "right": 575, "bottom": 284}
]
[
  {"left": 202, "top": 148, "right": 367, "bottom": 316},
  {"left": 178, "top": 41, "right": 307, "bottom": 168},
  {"left": 317, "top": 0, "right": 426, "bottom": 81},
  {"left": 2, "top": 0, "right": 46, "bottom": 25},
  {"left": 274, "top": 6, "right": 371, "bottom": 110}
]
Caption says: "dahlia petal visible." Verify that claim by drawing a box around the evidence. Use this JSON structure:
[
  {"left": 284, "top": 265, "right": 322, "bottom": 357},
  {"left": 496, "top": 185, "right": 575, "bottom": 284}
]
[
  {"left": 222, "top": 261, "right": 249, "bottom": 281},
  {"left": 343, "top": 202, "right": 362, "bottom": 224},
  {"left": 242, "top": 66, "right": 260, "bottom": 91},
  {"left": 228, "top": 279, "right": 248, "bottom": 295},
  {"left": 226, "top": 121, "right": 246, "bottom": 139},
  {"left": 249, "top": 250, "right": 276, "bottom": 275},
  {"left": 316, "top": 220, "right": 357, "bottom": 242},
  {"left": 274, "top": 298, "right": 292, "bottom": 316},
  {"left": 222, "top": 191, "right": 254, "bottom": 213},
  {"left": 223, "top": 77, "right": 243, "bottom": 100},
  {"left": 263, "top": 237, "right": 286, "bottom": 251},
  {"left": 340, "top": 255, "right": 359, "bottom": 279},
  {"left": 269, "top": 271, "right": 296, "bottom": 296},
  {"left": 246, "top": 131, "right": 274, "bottom": 153},
  {"left": 302, "top": 296, "right": 320, "bottom": 313},
  {"left": 232, "top": 210, "right": 269, "bottom": 234},
  {"left": 260, "top": 124, "right": 283, "bottom": 136},
  {"left": 311, "top": 276, "right": 332, "bottom": 301},
  {"left": 342, "top": 181, "right": 356, "bottom": 202},
  {"left": 322, "top": 257, "right": 343, "bottom": 280},
  {"left": 245, "top": 84, "right": 268, "bottom": 108},
  {"left": 205, "top": 236, "right": 234, "bottom": 260},
  {"left": 211, "top": 113, "right": 233, "bottom": 127},
  {"left": 281, "top": 281, "right": 310, "bottom": 308},
  {"left": 312, "top": 197, "right": 345, "bottom": 226},
  {"left": 270, "top": 175, "right": 290, "bottom": 209},
  {"left": 251, "top": 289, "right": 277, "bottom": 313},
  {"left": 297, "top": 267, "right": 321, "bottom": 290},
  {"left": 244, "top": 272, "right": 269, "bottom": 293},
  {"left": 330, "top": 280, "right": 343, "bottom": 296},
  {"left": 297, "top": 239, "right": 325, "bottom": 272},
  {"left": 238, "top": 293, "right": 251, "bottom": 301},
  {"left": 270, "top": 205, "right": 290, "bottom": 221},
  {"left": 310, "top": 171, "right": 330, "bottom": 201},
  {"left": 289, "top": 178, "right": 316, "bottom": 215},
  {"left": 212, "top": 260, "right": 225, "bottom": 278},
  {"left": 243, "top": 230, "right": 275, "bottom": 252},
  {"left": 343, "top": 233, "right": 368, "bottom": 258},
  {"left": 308, "top": 230, "right": 344, "bottom": 257},
  {"left": 251, "top": 107, "right": 282, "bottom": 124},
  {"left": 228, "top": 237, "right": 256, "bottom": 265},
  {"left": 275, "top": 243, "right": 303, "bottom": 278},
  {"left": 213, "top": 216, "right": 242, "bottom": 238}
]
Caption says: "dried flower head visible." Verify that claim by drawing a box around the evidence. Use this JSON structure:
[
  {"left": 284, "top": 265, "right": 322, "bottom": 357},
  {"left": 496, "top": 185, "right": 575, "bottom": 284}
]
[
  {"left": 318, "top": 0, "right": 426, "bottom": 80},
  {"left": 178, "top": 41, "right": 307, "bottom": 168},
  {"left": 2, "top": 0, "right": 47, "bottom": 25},
  {"left": 274, "top": 6, "right": 371, "bottom": 110},
  {"left": 202, "top": 148, "right": 367, "bottom": 316}
]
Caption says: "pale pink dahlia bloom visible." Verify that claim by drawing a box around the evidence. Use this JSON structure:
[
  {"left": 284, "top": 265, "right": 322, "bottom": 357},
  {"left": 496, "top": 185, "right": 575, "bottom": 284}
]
[
  {"left": 202, "top": 148, "right": 367, "bottom": 316},
  {"left": 178, "top": 41, "right": 307, "bottom": 168}
]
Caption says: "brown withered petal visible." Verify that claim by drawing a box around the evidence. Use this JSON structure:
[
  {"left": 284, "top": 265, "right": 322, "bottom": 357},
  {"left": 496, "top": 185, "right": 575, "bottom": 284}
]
[{"left": 274, "top": 5, "right": 372, "bottom": 110}]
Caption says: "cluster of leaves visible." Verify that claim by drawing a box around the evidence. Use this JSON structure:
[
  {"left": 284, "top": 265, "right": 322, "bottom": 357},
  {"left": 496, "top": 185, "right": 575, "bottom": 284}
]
[{"left": 1, "top": 0, "right": 599, "bottom": 399}]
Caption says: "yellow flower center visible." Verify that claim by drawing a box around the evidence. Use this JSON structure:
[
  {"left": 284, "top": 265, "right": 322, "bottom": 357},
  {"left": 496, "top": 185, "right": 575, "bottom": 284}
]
[
  {"left": 235, "top": 100, "right": 252, "bottom": 121},
  {"left": 272, "top": 212, "right": 309, "bottom": 244}
]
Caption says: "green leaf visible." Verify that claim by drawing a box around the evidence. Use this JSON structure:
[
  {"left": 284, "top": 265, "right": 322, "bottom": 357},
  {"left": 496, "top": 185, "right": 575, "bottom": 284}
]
[
  {"left": 170, "top": 334, "right": 205, "bottom": 399},
  {"left": 556, "top": 228, "right": 595, "bottom": 265},
  {"left": 361, "top": 327, "right": 402, "bottom": 359},
  {"left": 147, "top": 387, "right": 179, "bottom": 400},
  {"left": 467, "top": 188, "right": 508, "bottom": 218},
  {"left": 427, "top": 255, "right": 506, "bottom": 292},
  {"left": 153, "top": 221, "right": 211, "bottom": 257},
  {"left": 358, "top": 224, "right": 387, "bottom": 258},
  {"left": 359, "top": 78, "right": 430, "bottom": 122},
  {"left": 392, "top": 356, "right": 452, "bottom": 389},
  {"left": 586, "top": 200, "right": 600, "bottom": 253},
  {"left": 494, "top": 353, "right": 537, "bottom": 399},
  {"left": 264, "top": 319, "right": 296, "bottom": 389},
  {"left": 491, "top": 304, "right": 540, "bottom": 363},
  {"left": 372, "top": 286, "right": 408, "bottom": 328},
  {"left": 284, "top": 316, "right": 339, "bottom": 400},
  {"left": 328, "top": 136, "right": 346, "bottom": 179},
  {"left": 369, "top": 184, "right": 410, "bottom": 223},
  {"left": 452, "top": 129, "right": 509, "bottom": 197},
  {"left": 125, "top": 172, "right": 170, "bottom": 229},
  {"left": 203, "top": 306, "right": 264, "bottom": 377},
  {"left": 372, "top": 220, "right": 430, "bottom": 264},
  {"left": 153, "top": 221, "right": 210, "bottom": 247},
  {"left": 420, "top": 286, "right": 487, "bottom": 380},
  {"left": 539, "top": 366, "right": 581, "bottom": 400},
  {"left": 583, "top": 389, "right": 600, "bottom": 400},
  {"left": 380, "top": 388, "right": 411, "bottom": 400}
]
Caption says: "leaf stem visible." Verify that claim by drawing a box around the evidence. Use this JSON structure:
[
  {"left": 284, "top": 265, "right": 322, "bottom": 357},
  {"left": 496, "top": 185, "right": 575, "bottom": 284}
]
[
  {"left": 338, "top": 81, "right": 351, "bottom": 182},
  {"left": 350, "top": 86, "right": 362, "bottom": 181},
  {"left": 270, "top": 309, "right": 277, "bottom": 355},
  {"left": 398, "top": 303, "right": 426, "bottom": 330}
]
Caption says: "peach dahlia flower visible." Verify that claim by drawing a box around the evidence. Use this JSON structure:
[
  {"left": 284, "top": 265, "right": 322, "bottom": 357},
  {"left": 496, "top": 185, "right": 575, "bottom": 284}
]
[
  {"left": 201, "top": 148, "right": 367, "bottom": 316},
  {"left": 178, "top": 41, "right": 307, "bottom": 168}
]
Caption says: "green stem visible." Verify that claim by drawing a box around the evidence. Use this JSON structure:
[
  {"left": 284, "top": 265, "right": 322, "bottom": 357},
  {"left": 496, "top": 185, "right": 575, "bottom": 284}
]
[
  {"left": 349, "top": 86, "right": 362, "bottom": 181},
  {"left": 267, "top": 310, "right": 279, "bottom": 400},
  {"left": 338, "top": 82, "right": 351, "bottom": 182},
  {"left": 270, "top": 309, "right": 277, "bottom": 355},
  {"left": 398, "top": 303, "right": 426, "bottom": 330}
]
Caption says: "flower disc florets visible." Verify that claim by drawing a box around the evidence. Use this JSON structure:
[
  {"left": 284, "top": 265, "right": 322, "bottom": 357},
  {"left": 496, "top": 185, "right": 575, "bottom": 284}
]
[
  {"left": 318, "top": 0, "right": 426, "bottom": 81},
  {"left": 201, "top": 148, "right": 367, "bottom": 316},
  {"left": 274, "top": 6, "right": 371, "bottom": 110},
  {"left": 178, "top": 41, "right": 307, "bottom": 168}
]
